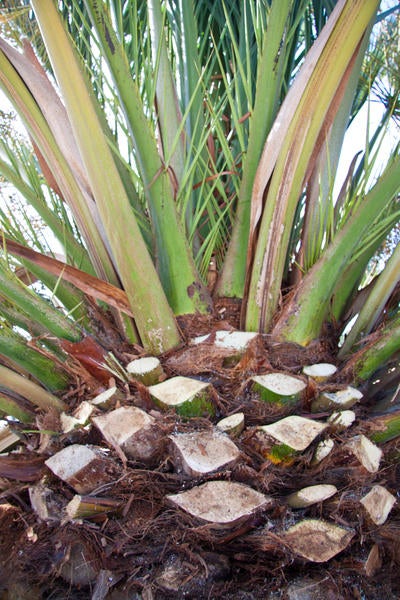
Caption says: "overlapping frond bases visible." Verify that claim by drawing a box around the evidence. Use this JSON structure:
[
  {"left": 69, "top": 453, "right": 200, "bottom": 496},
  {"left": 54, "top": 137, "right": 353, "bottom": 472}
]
[{"left": 0, "top": 2, "right": 399, "bottom": 595}]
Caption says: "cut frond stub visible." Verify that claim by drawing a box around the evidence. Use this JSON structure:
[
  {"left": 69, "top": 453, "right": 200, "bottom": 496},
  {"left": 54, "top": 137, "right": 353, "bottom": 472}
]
[
  {"left": 283, "top": 519, "right": 354, "bottom": 563},
  {"left": 92, "top": 406, "right": 161, "bottom": 462},
  {"left": 169, "top": 429, "right": 240, "bottom": 477},
  {"left": 45, "top": 444, "right": 118, "bottom": 494},
  {"left": 127, "top": 356, "right": 165, "bottom": 386},
  {"left": 311, "top": 438, "right": 335, "bottom": 465},
  {"left": 286, "top": 484, "right": 337, "bottom": 509},
  {"left": 360, "top": 485, "right": 396, "bottom": 525},
  {"left": 61, "top": 401, "right": 94, "bottom": 433},
  {"left": 327, "top": 410, "right": 356, "bottom": 432},
  {"left": 257, "top": 416, "right": 328, "bottom": 464},
  {"left": 252, "top": 373, "right": 307, "bottom": 406},
  {"left": 90, "top": 386, "right": 120, "bottom": 409},
  {"left": 216, "top": 413, "right": 245, "bottom": 437},
  {"left": 312, "top": 386, "right": 363, "bottom": 412},
  {"left": 148, "top": 376, "right": 215, "bottom": 417},
  {"left": 259, "top": 416, "right": 328, "bottom": 452},
  {"left": 302, "top": 363, "right": 337, "bottom": 382},
  {"left": 65, "top": 494, "right": 121, "bottom": 521},
  {"left": 167, "top": 480, "right": 272, "bottom": 530},
  {"left": 346, "top": 435, "right": 382, "bottom": 473}
]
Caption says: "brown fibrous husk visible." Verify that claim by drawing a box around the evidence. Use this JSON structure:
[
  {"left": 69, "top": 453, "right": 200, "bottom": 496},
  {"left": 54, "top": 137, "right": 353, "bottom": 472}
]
[{"left": 0, "top": 309, "right": 399, "bottom": 599}]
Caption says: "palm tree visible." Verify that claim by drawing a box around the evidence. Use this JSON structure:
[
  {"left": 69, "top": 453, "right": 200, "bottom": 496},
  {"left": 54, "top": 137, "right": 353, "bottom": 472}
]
[{"left": 0, "top": 1, "right": 399, "bottom": 597}]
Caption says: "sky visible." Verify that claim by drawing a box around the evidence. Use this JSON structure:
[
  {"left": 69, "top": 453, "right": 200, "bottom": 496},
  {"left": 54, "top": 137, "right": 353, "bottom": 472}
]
[{"left": 334, "top": 101, "right": 398, "bottom": 196}]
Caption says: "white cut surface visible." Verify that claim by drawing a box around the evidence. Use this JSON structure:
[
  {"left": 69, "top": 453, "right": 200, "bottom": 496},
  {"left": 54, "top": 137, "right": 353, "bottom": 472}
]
[
  {"left": 127, "top": 356, "right": 160, "bottom": 375},
  {"left": 169, "top": 429, "right": 240, "bottom": 476},
  {"left": 360, "top": 485, "right": 396, "bottom": 525},
  {"left": 303, "top": 363, "right": 337, "bottom": 380},
  {"left": 327, "top": 410, "right": 356, "bottom": 430},
  {"left": 45, "top": 444, "right": 98, "bottom": 480},
  {"left": 167, "top": 480, "right": 271, "bottom": 525},
  {"left": 312, "top": 438, "right": 334, "bottom": 464},
  {"left": 92, "top": 406, "right": 154, "bottom": 447},
  {"left": 214, "top": 330, "right": 258, "bottom": 350},
  {"left": 65, "top": 495, "right": 83, "bottom": 520},
  {"left": 149, "top": 376, "right": 210, "bottom": 407},
  {"left": 252, "top": 373, "right": 306, "bottom": 396},
  {"left": 217, "top": 413, "right": 245, "bottom": 435},
  {"left": 61, "top": 414, "right": 81, "bottom": 434},
  {"left": 335, "top": 386, "right": 363, "bottom": 403},
  {"left": 191, "top": 333, "right": 211, "bottom": 345},
  {"left": 61, "top": 401, "right": 93, "bottom": 433},
  {"left": 191, "top": 330, "right": 258, "bottom": 350},
  {"left": 287, "top": 484, "right": 337, "bottom": 508},
  {"left": 347, "top": 435, "right": 382, "bottom": 473},
  {"left": 91, "top": 386, "right": 117, "bottom": 406},
  {"left": 284, "top": 519, "right": 354, "bottom": 562},
  {"left": 74, "top": 401, "right": 93, "bottom": 422},
  {"left": 126, "top": 357, "right": 164, "bottom": 385},
  {"left": 315, "top": 386, "right": 363, "bottom": 411},
  {"left": 259, "top": 416, "right": 327, "bottom": 451}
]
